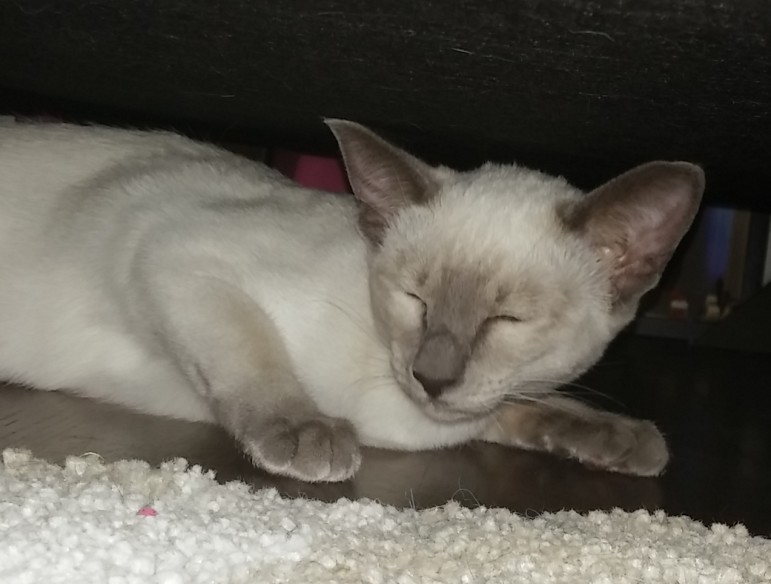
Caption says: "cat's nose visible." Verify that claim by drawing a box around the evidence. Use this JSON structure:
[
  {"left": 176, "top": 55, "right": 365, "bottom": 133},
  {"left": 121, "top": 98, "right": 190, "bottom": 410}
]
[
  {"left": 413, "top": 371, "right": 455, "bottom": 398},
  {"left": 412, "top": 330, "right": 464, "bottom": 399}
]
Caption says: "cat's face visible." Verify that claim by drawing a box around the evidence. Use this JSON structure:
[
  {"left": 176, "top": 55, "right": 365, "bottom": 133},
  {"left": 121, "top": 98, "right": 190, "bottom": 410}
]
[
  {"left": 367, "top": 167, "right": 622, "bottom": 422},
  {"left": 327, "top": 120, "right": 704, "bottom": 423}
]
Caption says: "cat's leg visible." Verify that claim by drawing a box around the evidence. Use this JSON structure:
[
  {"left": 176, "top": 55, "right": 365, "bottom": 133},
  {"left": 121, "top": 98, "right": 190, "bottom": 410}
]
[
  {"left": 480, "top": 397, "right": 668, "bottom": 477},
  {"left": 144, "top": 276, "right": 361, "bottom": 482}
]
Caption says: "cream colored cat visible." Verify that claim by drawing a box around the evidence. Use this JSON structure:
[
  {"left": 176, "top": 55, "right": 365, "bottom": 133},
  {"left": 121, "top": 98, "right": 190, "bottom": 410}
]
[{"left": 0, "top": 119, "right": 703, "bottom": 482}]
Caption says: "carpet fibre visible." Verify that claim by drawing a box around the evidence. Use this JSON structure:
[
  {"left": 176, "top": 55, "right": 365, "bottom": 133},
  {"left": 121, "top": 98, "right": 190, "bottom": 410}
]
[{"left": 1, "top": 449, "right": 768, "bottom": 583}]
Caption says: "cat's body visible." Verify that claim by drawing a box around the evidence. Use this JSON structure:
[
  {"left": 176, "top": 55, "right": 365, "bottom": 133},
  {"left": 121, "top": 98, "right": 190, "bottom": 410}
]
[{"left": 0, "top": 119, "right": 704, "bottom": 481}]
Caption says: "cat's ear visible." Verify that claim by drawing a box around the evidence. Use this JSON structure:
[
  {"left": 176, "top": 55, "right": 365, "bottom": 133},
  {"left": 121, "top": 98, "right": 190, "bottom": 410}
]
[
  {"left": 563, "top": 161, "right": 705, "bottom": 307},
  {"left": 325, "top": 119, "right": 438, "bottom": 244}
]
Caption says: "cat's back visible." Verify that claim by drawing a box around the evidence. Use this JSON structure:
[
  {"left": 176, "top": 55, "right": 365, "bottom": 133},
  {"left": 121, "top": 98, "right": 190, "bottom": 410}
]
[
  {"left": 0, "top": 121, "right": 216, "bottom": 163},
  {"left": 0, "top": 122, "right": 216, "bottom": 214}
]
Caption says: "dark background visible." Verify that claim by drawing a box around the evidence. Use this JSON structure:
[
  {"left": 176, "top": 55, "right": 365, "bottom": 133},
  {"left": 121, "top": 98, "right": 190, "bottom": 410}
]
[{"left": 1, "top": 1, "right": 769, "bottom": 207}]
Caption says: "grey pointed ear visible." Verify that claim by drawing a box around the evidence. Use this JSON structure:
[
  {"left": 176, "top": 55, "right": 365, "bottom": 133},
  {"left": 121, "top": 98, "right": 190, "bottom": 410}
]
[
  {"left": 325, "top": 119, "right": 438, "bottom": 244},
  {"left": 563, "top": 161, "right": 705, "bottom": 307}
]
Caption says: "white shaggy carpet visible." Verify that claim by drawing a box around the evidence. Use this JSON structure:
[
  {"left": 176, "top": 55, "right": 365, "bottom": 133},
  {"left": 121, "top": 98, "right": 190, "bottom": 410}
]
[{"left": 0, "top": 450, "right": 769, "bottom": 584}]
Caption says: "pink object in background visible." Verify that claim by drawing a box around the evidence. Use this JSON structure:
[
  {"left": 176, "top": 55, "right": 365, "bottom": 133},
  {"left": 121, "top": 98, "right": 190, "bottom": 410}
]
[{"left": 272, "top": 150, "right": 350, "bottom": 194}]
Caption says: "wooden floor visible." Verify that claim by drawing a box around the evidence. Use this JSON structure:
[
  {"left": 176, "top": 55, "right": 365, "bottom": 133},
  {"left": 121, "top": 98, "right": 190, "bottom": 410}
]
[{"left": 1, "top": 335, "right": 769, "bottom": 536}]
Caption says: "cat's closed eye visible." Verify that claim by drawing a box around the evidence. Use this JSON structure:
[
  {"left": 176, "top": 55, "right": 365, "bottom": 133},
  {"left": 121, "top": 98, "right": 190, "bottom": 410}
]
[
  {"left": 405, "top": 291, "right": 424, "bottom": 304},
  {"left": 485, "top": 315, "right": 523, "bottom": 325},
  {"left": 405, "top": 292, "right": 427, "bottom": 326}
]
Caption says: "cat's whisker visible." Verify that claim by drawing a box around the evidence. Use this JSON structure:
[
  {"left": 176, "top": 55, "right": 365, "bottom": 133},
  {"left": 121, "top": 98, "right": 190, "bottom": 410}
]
[
  {"left": 500, "top": 394, "right": 581, "bottom": 416},
  {"left": 485, "top": 416, "right": 506, "bottom": 442},
  {"left": 346, "top": 376, "right": 394, "bottom": 390},
  {"left": 340, "top": 372, "right": 398, "bottom": 396},
  {"left": 524, "top": 377, "right": 626, "bottom": 409},
  {"left": 559, "top": 391, "right": 627, "bottom": 411}
]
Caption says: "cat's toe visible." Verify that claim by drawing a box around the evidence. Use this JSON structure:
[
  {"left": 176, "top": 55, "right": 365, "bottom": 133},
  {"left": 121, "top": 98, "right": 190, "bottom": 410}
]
[
  {"left": 570, "top": 418, "right": 669, "bottom": 477},
  {"left": 243, "top": 415, "right": 362, "bottom": 482},
  {"left": 610, "top": 420, "right": 669, "bottom": 477}
]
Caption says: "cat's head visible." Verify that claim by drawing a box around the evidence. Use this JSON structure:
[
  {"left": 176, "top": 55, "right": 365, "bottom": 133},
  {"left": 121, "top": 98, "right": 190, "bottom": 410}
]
[{"left": 327, "top": 119, "right": 704, "bottom": 423}]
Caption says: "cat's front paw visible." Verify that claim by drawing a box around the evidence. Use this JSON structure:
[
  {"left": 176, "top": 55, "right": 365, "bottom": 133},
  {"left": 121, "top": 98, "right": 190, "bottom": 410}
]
[
  {"left": 242, "top": 414, "right": 362, "bottom": 482},
  {"left": 570, "top": 418, "right": 669, "bottom": 477}
]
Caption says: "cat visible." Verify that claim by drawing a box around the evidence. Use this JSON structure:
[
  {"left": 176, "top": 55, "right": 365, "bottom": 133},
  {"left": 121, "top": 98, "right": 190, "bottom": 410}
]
[{"left": 0, "top": 118, "right": 704, "bottom": 482}]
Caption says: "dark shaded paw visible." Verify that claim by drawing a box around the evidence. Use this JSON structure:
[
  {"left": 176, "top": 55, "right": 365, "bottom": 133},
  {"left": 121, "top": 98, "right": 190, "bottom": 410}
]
[
  {"left": 566, "top": 418, "right": 669, "bottom": 477},
  {"left": 242, "top": 414, "right": 361, "bottom": 482}
]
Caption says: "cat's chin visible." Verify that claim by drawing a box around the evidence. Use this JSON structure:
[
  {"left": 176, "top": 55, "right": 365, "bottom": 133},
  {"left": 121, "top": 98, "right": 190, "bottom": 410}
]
[
  {"left": 394, "top": 379, "right": 498, "bottom": 423},
  {"left": 420, "top": 400, "right": 497, "bottom": 424}
]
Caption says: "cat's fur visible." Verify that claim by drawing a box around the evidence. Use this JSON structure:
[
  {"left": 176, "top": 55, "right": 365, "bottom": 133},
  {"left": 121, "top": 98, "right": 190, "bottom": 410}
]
[{"left": 0, "top": 119, "right": 704, "bottom": 482}]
